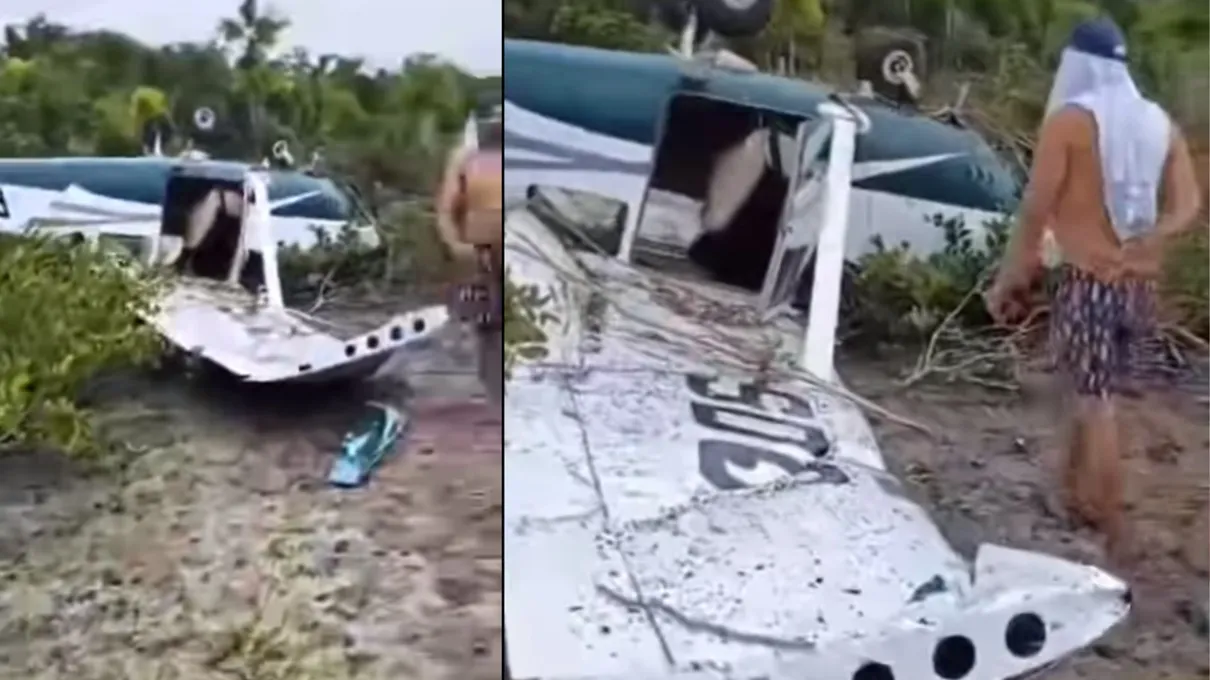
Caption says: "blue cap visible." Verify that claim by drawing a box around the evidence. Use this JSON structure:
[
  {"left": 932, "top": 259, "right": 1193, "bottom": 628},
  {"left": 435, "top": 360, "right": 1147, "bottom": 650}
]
[{"left": 1069, "top": 18, "right": 1128, "bottom": 61}]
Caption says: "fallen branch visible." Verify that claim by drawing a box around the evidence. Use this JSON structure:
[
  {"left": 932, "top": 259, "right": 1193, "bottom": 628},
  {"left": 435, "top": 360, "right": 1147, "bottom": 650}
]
[{"left": 899, "top": 271, "right": 1047, "bottom": 390}]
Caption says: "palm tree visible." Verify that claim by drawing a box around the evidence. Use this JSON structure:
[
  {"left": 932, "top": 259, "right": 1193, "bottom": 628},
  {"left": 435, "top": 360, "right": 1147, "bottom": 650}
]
[
  {"left": 218, "top": 0, "right": 289, "bottom": 70},
  {"left": 217, "top": 0, "right": 291, "bottom": 157}
]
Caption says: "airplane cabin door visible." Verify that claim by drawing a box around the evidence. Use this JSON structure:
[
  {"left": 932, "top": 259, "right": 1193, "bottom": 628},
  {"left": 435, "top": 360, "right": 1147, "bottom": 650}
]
[{"left": 756, "top": 116, "right": 833, "bottom": 320}]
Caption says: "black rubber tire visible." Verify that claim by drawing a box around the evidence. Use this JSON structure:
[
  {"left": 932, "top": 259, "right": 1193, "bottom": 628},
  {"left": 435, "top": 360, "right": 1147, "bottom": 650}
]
[
  {"left": 853, "top": 27, "right": 928, "bottom": 102},
  {"left": 692, "top": 0, "right": 774, "bottom": 38}
]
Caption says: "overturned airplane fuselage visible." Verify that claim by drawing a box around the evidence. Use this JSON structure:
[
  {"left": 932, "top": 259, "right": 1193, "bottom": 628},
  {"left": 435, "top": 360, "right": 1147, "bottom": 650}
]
[{"left": 52, "top": 160, "right": 447, "bottom": 385}]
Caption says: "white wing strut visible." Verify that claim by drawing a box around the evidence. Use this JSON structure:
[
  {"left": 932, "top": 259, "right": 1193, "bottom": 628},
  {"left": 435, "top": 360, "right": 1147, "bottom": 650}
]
[
  {"left": 800, "top": 100, "right": 867, "bottom": 382},
  {"left": 245, "top": 171, "right": 284, "bottom": 309}
]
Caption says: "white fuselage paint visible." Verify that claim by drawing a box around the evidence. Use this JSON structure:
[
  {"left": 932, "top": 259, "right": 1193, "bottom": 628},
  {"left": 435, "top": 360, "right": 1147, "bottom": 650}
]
[
  {"left": 503, "top": 100, "right": 1005, "bottom": 262},
  {"left": 0, "top": 182, "right": 374, "bottom": 250}
]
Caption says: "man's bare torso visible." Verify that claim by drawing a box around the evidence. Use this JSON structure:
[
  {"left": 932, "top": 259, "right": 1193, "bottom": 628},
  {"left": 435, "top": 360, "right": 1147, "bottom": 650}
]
[
  {"left": 1042, "top": 107, "right": 1180, "bottom": 280},
  {"left": 458, "top": 149, "right": 504, "bottom": 248}
]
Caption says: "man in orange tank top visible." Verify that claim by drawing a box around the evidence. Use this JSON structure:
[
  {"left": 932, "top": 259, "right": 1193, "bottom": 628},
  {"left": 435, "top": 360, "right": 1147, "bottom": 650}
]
[
  {"left": 436, "top": 101, "right": 504, "bottom": 403},
  {"left": 986, "top": 18, "right": 1201, "bottom": 561}
]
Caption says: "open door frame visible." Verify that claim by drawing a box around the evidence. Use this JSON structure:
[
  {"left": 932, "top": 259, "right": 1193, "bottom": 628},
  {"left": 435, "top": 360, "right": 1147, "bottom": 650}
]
[
  {"left": 757, "top": 98, "right": 868, "bottom": 382},
  {"left": 756, "top": 116, "right": 834, "bottom": 318}
]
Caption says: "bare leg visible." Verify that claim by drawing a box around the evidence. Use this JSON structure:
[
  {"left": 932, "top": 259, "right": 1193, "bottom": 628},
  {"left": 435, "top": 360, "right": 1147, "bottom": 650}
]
[
  {"left": 1044, "top": 389, "right": 1087, "bottom": 525},
  {"left": 1073, "top": 395, "right": 1131, "bottom": 561},
  {"left": 479, "top": 327, "right": 504, "bottom": 405}
]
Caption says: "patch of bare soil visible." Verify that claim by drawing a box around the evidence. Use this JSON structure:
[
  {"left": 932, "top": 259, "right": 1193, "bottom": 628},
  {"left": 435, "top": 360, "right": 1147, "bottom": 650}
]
[
  {"left": 0, "top": 327, "right": 501, "bottom": 680},
  {"left": 840, "top": 352, "right": 1209, "bottom": 680}
]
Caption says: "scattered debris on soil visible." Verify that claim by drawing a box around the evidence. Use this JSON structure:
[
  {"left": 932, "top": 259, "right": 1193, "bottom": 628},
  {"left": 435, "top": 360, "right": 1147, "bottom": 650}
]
[
  {"left": 842, "top": 352, "right": 1209, "bottom": 680},
  {"left": 0, "top": 326, "right": 501, "bottom": 680}
]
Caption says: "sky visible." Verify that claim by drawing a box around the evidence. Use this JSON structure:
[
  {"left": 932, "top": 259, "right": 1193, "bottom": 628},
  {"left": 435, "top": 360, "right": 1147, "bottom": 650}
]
[{"left": 0, "top": 0, "right": 502, "bottom": 75}]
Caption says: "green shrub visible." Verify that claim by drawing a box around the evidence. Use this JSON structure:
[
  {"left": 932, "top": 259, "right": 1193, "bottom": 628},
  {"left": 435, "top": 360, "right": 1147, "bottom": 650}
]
[
  {"left": 846, "top": 213, "right": 1011, "bottom": 343},
  {"left": 276, "top": 201, "right": 455, "bottom": 305},
  {"left": 847, "top": 212, "right": 1209, "bottom": 348},
  {"left": 503, "top": 270, "right": 554, "bottom": 380},
  {"left": 0, "top": 235, "right": 163, "bottom": 456},
  {"left": 1161, "top": 227, "right": 1210, "bottom": 339}
]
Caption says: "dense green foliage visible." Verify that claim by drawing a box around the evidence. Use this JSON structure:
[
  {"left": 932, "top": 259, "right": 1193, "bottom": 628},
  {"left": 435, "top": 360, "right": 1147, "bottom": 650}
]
[
  {"left": 502, "top": 273, "right": 555, "bottom": 382},
  {"left": 847, "top": 215, "right": 1012, "bottom": 342},
  {"left": 0, "top": 1, "right": 499, "bottom": 455},
  {"left": 2, "top": 2, "right": 498, "bottom": 191},
  {"left": 0, "top": 236, "right": 163, "bottom": 456}
]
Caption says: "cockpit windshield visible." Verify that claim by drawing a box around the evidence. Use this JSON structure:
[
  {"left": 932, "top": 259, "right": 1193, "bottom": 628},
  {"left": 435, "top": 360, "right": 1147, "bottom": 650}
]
[{"left": 266, "top": 171, "right": 375, "bottom": 225}]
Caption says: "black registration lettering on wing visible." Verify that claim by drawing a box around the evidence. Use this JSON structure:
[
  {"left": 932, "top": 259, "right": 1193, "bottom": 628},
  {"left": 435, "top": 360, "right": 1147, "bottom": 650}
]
[
  {"left": 0, "top": 187, "right": 8, "bottom": 218},
  {"left": 687, "top": 375, "right": 843, "bottom": 490},
  {"left": 699, "top": 439, "right": 850, "bottom": 491},
  {"left": 686, "top": 374, "right": 814, "bottom": 418},
  {"left": 690, "top": 402, "right": 829, "bottom": 458}
]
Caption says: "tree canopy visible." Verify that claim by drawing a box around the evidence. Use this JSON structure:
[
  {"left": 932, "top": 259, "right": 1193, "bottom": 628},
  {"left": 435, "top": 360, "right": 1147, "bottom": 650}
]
[
  {"left": 1, "top": 0, "right": 501, "bottom": 194},
  {"left": 504, "top": 0, "right": 1207, "bottom": 132}
]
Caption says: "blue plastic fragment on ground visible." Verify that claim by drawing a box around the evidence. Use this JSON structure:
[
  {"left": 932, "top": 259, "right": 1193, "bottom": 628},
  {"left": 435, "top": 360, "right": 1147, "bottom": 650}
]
[{"left": 328, "top": 401, "right": 408, "bottom": 488}]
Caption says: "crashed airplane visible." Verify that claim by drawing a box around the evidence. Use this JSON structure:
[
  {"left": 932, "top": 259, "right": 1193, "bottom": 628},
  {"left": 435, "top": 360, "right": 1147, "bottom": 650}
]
[
  {"left": 501, "top": 3, "right": 1129, "bottom": 678},
  {"left": 0, "top": 111, "right": 448, "bottom": 384}
]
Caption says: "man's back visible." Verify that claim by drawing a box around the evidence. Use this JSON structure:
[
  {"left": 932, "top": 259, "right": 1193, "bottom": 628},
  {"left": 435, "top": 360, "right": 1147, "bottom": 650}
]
[
  {"left": 1044, "top": 106, "right": 1196, "bottom": 281},
  {"left": 460, "top": 149, "right": 503, "bottom": 247}
]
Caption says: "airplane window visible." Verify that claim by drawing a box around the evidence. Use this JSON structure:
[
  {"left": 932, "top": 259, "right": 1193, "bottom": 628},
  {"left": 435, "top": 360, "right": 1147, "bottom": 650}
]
[
  {"left": 932, "top": 635, "right": 976, "bottom": 678},
  {"left": 268, "top": 172, "right": 365, "bottom": 223},
  {"left": 853, "top": 662, "right": 894, "bottom": 680}
]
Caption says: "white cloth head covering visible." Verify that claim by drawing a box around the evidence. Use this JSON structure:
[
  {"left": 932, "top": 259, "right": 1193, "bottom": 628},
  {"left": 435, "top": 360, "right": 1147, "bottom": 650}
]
[{"left": 1044, "top": 18, "right": 1170, "bottom": 239}]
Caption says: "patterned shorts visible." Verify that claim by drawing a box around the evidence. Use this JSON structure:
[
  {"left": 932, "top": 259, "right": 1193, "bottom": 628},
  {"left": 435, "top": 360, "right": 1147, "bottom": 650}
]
[
  {"left": 1050, "top": 266, "right": 1156, "bottom": 397},
  {"left": 449, "top": 245, "right": 503, "bottom": 331}
]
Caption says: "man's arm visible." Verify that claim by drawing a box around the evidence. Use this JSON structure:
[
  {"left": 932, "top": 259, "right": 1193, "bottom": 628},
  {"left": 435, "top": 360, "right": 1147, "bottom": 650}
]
[
  {"left": 1156, "top": 126, "right": 1202, "bottom": 237},
  {"left": 435, "top": 146, "right": 474, "bottom": 260},
  {"left": 998, "top": 110, "right": 1072, "bottom": 288}
]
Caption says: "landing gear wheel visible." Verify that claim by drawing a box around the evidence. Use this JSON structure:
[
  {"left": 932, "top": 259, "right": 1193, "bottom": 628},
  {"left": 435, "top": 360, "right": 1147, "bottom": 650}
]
[
  {"left": 854, "top": 28, "right": 928, "bottom": 103},
  {"left": 881, "top": 49, "right": 915, "bottom": 85}
]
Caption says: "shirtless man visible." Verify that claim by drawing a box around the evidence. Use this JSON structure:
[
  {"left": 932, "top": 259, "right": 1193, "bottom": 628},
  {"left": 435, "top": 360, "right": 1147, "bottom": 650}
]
[
  {"left": 435, "top": 101, "right": 504, "bottom": 402},
  {"left": 986, "top": 18, "right": 1201, "bottom": 559}
]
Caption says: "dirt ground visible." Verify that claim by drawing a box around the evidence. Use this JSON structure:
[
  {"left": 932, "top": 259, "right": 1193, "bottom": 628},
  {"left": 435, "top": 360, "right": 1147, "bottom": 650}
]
[
  {"left": 840, "top": 352, "right": 1209, "bottom": 680},
  {"left": 0, "top": 327, "right": 502, "bottom": 680}
]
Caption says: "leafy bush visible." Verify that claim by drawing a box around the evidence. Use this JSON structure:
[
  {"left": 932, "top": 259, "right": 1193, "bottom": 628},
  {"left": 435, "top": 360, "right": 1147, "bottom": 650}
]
[
  {"left": 846, "top": 213, "right": 1011, "bottom": 343},
  {"left": 847, "top": 211, "right": 1209, "bottom": 348},
  {"left": 276, "top": 200, "right": 454, "bottom": 305},
  {"left": 503, "top": 270, "right": 555, "bottom": 380},
  {"left": 0, "top": 236, "right": 163, "bottom": 456},
  {"left": 1161, "top": 227, "right": 1210, "bottom": 339}
]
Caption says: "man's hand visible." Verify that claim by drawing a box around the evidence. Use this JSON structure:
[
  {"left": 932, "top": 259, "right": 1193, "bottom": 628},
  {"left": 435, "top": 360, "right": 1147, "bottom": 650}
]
[
  {"left": 985, "top": 275, "right": 1031, "bottom": 326},
  {"left": 1121, "top": 233, "right": 1164, "bottom": 265},
  {"left": 447, "top": 240, "right": 477, "bottom": 263}
]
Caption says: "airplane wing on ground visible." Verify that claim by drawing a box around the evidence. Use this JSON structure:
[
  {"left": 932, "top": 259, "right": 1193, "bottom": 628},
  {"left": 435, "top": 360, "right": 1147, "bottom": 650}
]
[
  {"left": 503, "top": 196, "right": 1130, "bottom": 680},
  {"left": 147, "top": 280, "right": 449, "bottom": 384}
]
